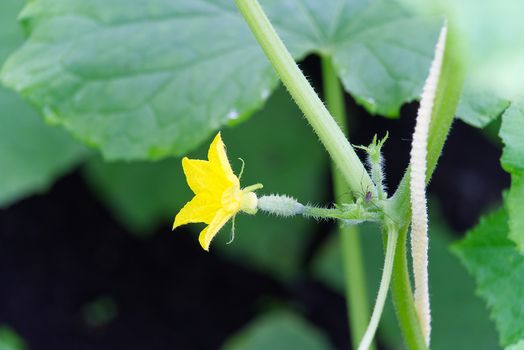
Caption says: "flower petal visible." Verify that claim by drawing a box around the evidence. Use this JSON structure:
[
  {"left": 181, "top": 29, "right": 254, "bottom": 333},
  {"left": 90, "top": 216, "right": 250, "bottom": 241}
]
[
  {"left": 198, "top": 209, "right": 233, "bottom": 251},
  {"left": 208, "top": 132, "right": 239, "bottom": 186},
  {"left": 172, "top": 193, "right": 220, "bottom": 229},
  {"left": 182, "top": 157, "right": 228, "bottom": 195}
]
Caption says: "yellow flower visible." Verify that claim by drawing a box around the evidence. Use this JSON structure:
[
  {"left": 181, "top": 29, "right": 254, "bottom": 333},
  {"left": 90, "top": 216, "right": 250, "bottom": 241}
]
[{"left": 173, "top": 132, "right": 262, "bottom": 251}]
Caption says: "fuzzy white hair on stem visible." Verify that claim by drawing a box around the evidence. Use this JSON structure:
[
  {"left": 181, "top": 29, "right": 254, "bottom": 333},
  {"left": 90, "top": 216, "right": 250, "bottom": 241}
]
[
  {"left": 409, "top": 22, "right": 447, "bottom": 346},
  {"left": 257, "top": 194, "right": 305, "bottom": 217}
]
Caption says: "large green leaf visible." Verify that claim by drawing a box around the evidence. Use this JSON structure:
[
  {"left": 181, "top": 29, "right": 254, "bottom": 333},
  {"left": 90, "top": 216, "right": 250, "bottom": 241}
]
[
  {"left": 2, "top": 0, "right": 279, "bottom": 161},
  {"left": 1, "top": 0, "right": 440, "bottom": 160},
  {"left": 313, "top": 210, "right": 499, "bottom": 349},
  {"left": 0, "top": 0, "right": 85, "bottom": 207},
  {"left": 327, "top": 1, "right": 440, "bottom": 116},
  {"left": 500, "top": 101, "right": 524, "bottom": 252},
  {"left": 221, "top": 311, "right": 333, "bottom": 350},
  {"left": 84, "top": 87, "right": 326, "bottom": 280},
  {"left": 453, "top": 207, "right": 524, "bottom": 348}
]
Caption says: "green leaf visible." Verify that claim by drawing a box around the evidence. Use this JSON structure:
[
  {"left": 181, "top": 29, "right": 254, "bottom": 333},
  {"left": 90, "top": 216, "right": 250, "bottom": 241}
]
[
  {"left": 267, "top": 0, "right": 442, "bottom": 116},
  {"left": 500, "top": 101, "right": 524, "bottom": 173},
  {"left": 456, "top": 85, "right": 510, "bottom": 128},
  {"left": 221, "top": 311, "right": 333, "bottom": 350},
  {"left": 328, "top": 1, "right": 440, "bottom": 116},
  {"left": 453, "top": 207, "right": 524, "bottom": 347},
  {"left": 0, "top": 0, "right": 86, "bottom": 207},
  {"left": 313, "top": 211, "right": 499, "bottom": 349},
  {"left": 0, "top": 326, "right": 26, "bottom": 350},
  {"left": 505, "top": 173, "right": 524, "bottom": 254},
  {"left": 84, "top": 87, "right": 326, "bottom": 280},
  {"left": 500, "top": 101, "right": 524, "bottom": 252},
  {"left": 2, "top": 0, "right": 440, "bottom": 160}
]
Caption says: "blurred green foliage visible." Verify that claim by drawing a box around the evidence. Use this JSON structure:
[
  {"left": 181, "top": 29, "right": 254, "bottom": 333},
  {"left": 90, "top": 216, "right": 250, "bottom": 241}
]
[
  {"left": 83, "top": 296, "right": 118, "bottom": 328},
  {"left": 400, "top": 0, "right": 524, "bottom": 101},
  {"left": 0, "top": 326, "right": 25, "bottom": 350},
  {"left": 84, "top": 157, "right": 189, "bottom": 233},
  {"left": 221, "top": 311, "right": 333, "bottom": 350}
]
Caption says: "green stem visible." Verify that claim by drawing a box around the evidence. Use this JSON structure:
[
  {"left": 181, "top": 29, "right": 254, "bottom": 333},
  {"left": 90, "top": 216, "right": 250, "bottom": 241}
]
[
  {"left": 358, "top": 225, "right": 398, "bottom": 350},
  {"left": 386, "top": 23, "right": 465, "bottom": 350},
  {"left": 322, "top": 57, "right": 374, "bottom": 350},
  {"left": 303, "top": 204, "right": 379, "bottom": 222},
  {"left": 234, "top": 0, "right": 374, "bottom": 196}
]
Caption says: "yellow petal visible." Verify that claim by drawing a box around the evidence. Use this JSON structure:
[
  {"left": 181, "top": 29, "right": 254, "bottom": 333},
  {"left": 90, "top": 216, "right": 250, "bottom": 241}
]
[
  {"left": 172, "top": 193, "right": 220, "bottom": 229},
  {"left": 208, "top": 132, "right": 239, "bottom": 186},
  {"left": 198, "top": 209, "right": 233, "bottom": 251},
  {"left": 182, "top": 157, "right": 228, "bottom": 195}
]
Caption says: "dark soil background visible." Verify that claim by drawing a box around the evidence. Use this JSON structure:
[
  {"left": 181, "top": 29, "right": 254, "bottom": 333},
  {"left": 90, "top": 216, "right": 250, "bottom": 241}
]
[{"left": 0, "top": 57, "right": 509, "bottom": 350}]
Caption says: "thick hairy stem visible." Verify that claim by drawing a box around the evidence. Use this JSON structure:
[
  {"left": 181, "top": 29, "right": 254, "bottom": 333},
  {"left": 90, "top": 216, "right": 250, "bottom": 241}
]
[
  {"left": 358, "top": 226, "right": 398, "bottom": 350},
  {"left": 388, "top": 20, "right": 465, "bottom": 350},
  {"left": 409, "top": 24, "right": 447, "bottom": 346},
  {"left": 234, "top": 0, "right": 374, "bottom": 196}
]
